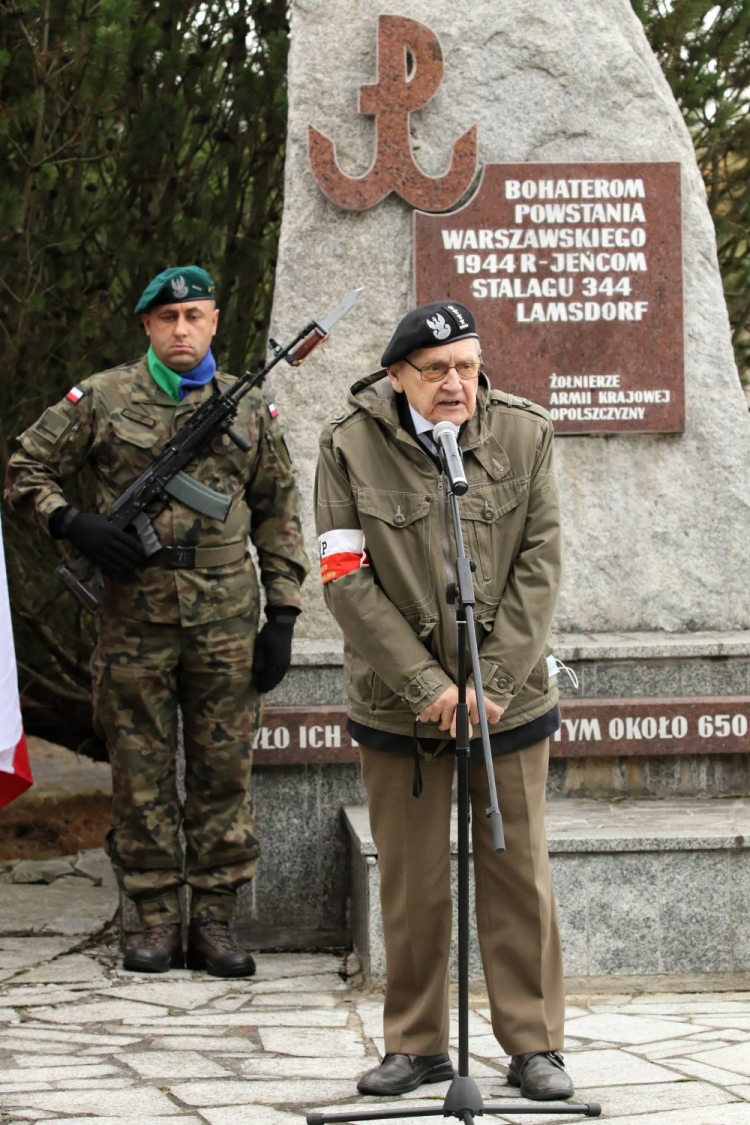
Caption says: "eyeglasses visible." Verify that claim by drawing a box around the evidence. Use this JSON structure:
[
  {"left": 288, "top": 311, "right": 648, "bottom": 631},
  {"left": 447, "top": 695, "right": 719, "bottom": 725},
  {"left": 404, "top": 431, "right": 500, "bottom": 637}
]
[{"left": 403, "top": 358, "right": 481, "bottom": 383}]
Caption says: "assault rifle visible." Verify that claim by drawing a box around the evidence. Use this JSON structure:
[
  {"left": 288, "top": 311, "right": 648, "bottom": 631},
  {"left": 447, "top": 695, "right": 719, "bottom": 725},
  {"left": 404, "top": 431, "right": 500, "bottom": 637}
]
[{"left": 57, "top": 288, "right": 364, "bottom": 611}]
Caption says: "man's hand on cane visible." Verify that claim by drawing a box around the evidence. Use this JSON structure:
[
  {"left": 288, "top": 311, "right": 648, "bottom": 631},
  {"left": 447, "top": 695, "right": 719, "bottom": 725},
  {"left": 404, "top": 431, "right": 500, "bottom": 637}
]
[{"left": 419, "top": 685, "right": 505, "bottom": 738}]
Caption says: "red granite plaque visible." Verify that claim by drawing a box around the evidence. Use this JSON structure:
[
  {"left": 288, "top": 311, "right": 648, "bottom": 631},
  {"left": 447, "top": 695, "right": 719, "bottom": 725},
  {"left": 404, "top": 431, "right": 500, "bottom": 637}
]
[
  {"left": 551, "top": 697, "right": 750, "bottom": 758},
  {"left": 414, "top": 162, "right": 684, "bottom": 434},
  {"left": 253, "top": 696, "right": 749, "bottom": 765},
  {"left": 253, "top": 707, "right": 358, "bottom": 766}
]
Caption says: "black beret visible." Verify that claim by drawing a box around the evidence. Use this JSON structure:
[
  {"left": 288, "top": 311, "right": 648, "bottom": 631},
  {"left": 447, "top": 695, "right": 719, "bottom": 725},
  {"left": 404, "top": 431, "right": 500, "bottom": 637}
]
[{"left": 381, "top": 301, "right": 479, "bottom": 367}]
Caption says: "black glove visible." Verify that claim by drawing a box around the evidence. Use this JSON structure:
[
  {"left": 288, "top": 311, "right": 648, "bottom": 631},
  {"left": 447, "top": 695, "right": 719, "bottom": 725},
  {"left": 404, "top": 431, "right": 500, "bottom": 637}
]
[
  {"left": 252, "top": 606, "right": 299, "bottom": 693},
  {"left": 50, "top": 506, "right": 144, "bottom": 575}
]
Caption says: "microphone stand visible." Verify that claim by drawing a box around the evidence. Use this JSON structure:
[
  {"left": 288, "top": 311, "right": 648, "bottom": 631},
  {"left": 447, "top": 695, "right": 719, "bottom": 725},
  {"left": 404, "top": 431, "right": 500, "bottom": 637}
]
[{"left": 303, "top": 458, "right": 600, "bottom": 1125}]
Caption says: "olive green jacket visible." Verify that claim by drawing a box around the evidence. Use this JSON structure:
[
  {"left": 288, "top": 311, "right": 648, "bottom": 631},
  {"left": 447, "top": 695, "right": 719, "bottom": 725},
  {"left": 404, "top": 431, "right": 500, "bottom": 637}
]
[
  {"left": 5, "top": 357, "right": 309, "bottom": 625},
  {"left": 314, "top": 372, "right": 561, "bottom": 740}
]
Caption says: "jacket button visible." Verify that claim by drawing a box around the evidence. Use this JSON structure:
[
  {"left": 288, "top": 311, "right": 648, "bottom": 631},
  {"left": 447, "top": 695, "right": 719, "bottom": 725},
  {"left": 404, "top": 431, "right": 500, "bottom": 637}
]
[
  {"left": 482, "top": 505, "right": 494, "bottom": 521},
  {"left": 393, "top": 512, "right": 406, "bottom": 526},
  {"left": 497, "top": 678, "right": 509, "bottom": 690}
]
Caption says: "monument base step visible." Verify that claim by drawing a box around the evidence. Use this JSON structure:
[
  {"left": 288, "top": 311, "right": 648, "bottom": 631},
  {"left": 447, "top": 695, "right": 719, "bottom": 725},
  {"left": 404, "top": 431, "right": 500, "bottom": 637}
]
[{"left": 343, "top": 797, "right": 750, "bottom": 981}]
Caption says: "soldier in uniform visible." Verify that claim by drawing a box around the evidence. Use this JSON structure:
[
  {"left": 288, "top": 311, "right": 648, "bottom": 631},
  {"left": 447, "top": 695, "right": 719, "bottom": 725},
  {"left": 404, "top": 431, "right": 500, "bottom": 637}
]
[
  {"left": 5, "top": 266, "right": 309, "bottom": 977},
  {"left": 315, "top": 301, "right": 573, "bottom": 1101}
]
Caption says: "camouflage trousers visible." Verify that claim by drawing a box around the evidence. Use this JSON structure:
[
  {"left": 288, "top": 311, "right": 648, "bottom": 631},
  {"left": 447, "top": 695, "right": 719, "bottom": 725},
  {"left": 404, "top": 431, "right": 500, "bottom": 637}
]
[{"left": 92, "top": 611, "right": 262, "bottom": 927}]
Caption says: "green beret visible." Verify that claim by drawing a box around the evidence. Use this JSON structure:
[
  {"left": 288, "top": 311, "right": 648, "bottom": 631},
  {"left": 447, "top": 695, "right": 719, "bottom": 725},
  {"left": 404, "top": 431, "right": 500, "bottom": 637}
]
[{"left": 134, "top": 266, "right": 216, "bottom": 315}]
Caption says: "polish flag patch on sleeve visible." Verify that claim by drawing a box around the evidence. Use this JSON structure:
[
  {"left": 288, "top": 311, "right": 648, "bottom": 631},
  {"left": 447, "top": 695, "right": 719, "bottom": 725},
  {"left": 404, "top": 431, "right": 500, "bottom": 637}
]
[
  {"left": 319, "top": 529, "right": 370, "bottom": 584},
  {"left": 66, "top": 386, "right": 85, "bottom": 404},
  {"left": 268, "top": 402, "right": 279, "bottom": 419}
]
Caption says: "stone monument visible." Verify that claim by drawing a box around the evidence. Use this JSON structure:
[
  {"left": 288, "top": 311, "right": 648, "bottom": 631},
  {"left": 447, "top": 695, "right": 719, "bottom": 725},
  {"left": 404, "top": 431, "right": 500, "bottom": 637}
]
[
  {"left": 269, "top": 0, "right": 750, "bottom": 637},
  {"left": 233, "top": 0, "right": 750, "bottom": 972}
]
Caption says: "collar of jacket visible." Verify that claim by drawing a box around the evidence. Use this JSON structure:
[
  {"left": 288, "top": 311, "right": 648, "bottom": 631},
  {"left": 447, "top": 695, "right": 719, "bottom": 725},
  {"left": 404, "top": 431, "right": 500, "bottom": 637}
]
[
  {"left": 129, "top": 355, "right": 219, "bottom": 411},
  {"left": 347, "top": 370, "right": 507, "bottom": 481}
]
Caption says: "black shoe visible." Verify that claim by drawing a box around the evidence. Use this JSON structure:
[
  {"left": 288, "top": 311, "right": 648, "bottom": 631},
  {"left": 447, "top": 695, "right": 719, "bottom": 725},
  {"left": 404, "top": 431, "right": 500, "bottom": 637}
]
[
  {"left": 507, "top": 1051, "right": 574, "bottom": 1100},
  {"left": 186, "top": 919, "right": 256, "bottom": 978},
  {"left": 357, "top": 1053, "right": 454, "bottom": 1096},
  {"left": 122, "top": 923, "right": 184, "bottom": 973}
]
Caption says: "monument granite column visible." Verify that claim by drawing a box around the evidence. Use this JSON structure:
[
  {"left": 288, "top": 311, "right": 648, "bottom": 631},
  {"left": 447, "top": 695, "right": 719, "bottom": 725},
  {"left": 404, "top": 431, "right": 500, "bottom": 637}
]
[{"left": 228, "top": 0, "right": 750, "bottom": 963}]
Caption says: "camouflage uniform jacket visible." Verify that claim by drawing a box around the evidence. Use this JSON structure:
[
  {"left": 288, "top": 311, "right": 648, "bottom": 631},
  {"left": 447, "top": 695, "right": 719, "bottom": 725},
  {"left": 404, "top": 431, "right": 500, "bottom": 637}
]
[
  {"left": 5, "top": 357, "right": 309, "bottom": 625},
  {"left": 314, "top": 372, "right": 561, "bottom": 739}
]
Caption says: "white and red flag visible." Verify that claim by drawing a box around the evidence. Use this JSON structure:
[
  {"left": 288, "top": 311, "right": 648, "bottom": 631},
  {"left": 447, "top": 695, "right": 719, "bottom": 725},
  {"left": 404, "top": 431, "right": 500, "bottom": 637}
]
[{"left": 0, "top": 512, "right": 32, "bottom": 810}]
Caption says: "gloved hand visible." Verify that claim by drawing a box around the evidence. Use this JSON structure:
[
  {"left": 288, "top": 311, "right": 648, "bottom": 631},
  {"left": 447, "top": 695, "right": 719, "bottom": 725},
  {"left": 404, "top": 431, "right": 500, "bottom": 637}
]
[
  {"left": 50, "top": 507, "right": 144, "bottom": 574},
  {"left": 252, "top": 606, "right": 299, "bottom": 693}
]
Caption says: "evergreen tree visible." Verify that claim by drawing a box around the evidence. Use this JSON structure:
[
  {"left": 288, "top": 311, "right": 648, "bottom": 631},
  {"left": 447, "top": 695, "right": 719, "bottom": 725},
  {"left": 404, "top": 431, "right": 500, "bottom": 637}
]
[
  {"left": 632, "top": 0, "right": 750, "bottom": 384},
  {"left": 0, "top": 0, "right": 289, "bottom": 749}
]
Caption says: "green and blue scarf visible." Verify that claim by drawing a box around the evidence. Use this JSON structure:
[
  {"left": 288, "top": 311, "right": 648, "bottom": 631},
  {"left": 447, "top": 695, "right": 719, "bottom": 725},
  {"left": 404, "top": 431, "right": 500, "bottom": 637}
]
[{"left": 148, "top": 346, "right": 216, "bottom": 402}]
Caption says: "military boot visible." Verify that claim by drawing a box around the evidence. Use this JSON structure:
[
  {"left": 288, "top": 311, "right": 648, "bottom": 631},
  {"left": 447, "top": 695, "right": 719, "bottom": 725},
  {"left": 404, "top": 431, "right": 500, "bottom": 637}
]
[
  {"left": 122, "top": 924, "right": 184, "bottom": 973},
  {"left": 186, "top": 919, "right": 256, "bottom": 978}
]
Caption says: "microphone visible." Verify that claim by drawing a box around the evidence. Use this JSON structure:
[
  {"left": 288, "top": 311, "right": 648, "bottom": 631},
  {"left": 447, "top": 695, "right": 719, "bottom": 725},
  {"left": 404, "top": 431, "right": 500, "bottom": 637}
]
[{"left": 432, "top": 421, "right": 468, "bottom": 496}]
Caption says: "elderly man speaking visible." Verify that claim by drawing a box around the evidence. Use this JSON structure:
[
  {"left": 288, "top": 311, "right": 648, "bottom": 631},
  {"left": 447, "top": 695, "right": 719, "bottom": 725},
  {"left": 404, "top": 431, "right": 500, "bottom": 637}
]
[{"left": 314, "top": 301, "right": 571, "bottom": 1102}]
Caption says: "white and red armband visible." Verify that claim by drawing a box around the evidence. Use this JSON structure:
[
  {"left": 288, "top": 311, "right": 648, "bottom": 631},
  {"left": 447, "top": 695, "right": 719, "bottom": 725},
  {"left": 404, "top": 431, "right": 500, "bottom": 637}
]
[{"left": 318, "top": 529, "right": 370, "bottom": 585}]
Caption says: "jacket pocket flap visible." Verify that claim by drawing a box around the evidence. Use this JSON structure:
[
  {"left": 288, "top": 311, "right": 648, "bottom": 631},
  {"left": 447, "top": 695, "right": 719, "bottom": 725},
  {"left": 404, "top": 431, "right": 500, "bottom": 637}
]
[
  {"left": 460, "top": 480, "right": 526, "bottom": 523},
  {"left": 110, "top": 413, "right": 158, "bottom": 449},
  {"left": 356, "top": 489, "right": 430, "bottom": 528}
]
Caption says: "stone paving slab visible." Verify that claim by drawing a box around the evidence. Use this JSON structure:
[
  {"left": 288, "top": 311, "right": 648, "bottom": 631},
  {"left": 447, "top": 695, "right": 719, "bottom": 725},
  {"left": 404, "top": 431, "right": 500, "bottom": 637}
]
[
  {"left": 0, "top": 1064, "right": 120, "bottom": 1084},
  {"left": 237, "top": 1057, "right": 370, "bottom": 1078},
  {"left": 0, "top": 989, "right": 84, "bottom": 1009},
  {"left": 197, "top": 1110, "right": 303, "bottom": 1125},
  {"left": 29, "top": 1000, "right": 171, "bottom": 1023},
  {"left": 10, "top": 955, "right": 108, "bottom": 985},
  {"left": 565, "top": 1013, "right": 714, "bottom": 1044},
  {"left": 9, "top": 1055, "right": 106, "bottom": 1069},
  {"left": 498, "top": 1082, "right": 736, "bottom": 1123},
  {"left": 118, "top": 1009, "right": 349, "bottom": 1028},
  {"left": 590, "top": 1106, "right": 750, "bottom": 1125},
  {"left": 250, "top": 973, "right": 348, "bottom": 994},
  {"left": 250, "top": 992, "right": 341, "bottom": 1007},
  {"left": 0, "top": 1087, "right": 180, "bottom": 1115},
  {"left": 170, "top": 1076, "right": 361, "bottom": 1105},
  {"left": 665, "top": 1055, "right": 750, "bottom": 1084},
  {"left": 0, "top": 942, "right": 749, "bottom": 1124},
  {"left": 38, "top": 1119, "right": 204, "bottom": 1124},
  {"left": 0, "top": 937, "right": 81, "bottom": 970},
  {"left": 249, "top": 954, "right": 342, "bottom": 979},
  {"left": 101, "top": 983, "right": 236, "bottom": 1010},
  {"left": 128, "top": 1037, "right": 258, "bottom": 1054},
  {"left": 0, "top": 1028, "right": 140, "bottom": 1047},
  {"left": 258, "top": 1026, "right": 365, "bottom": 1057},
  {"left": 119, "top": 1051, "right": 232, "bottom": 1079},
  {"left": 694, "top": 1014, "right": 750, "bottom": 1029},
  {"left": 0, "top": 880, "right": 117, "bottom": 938}
]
